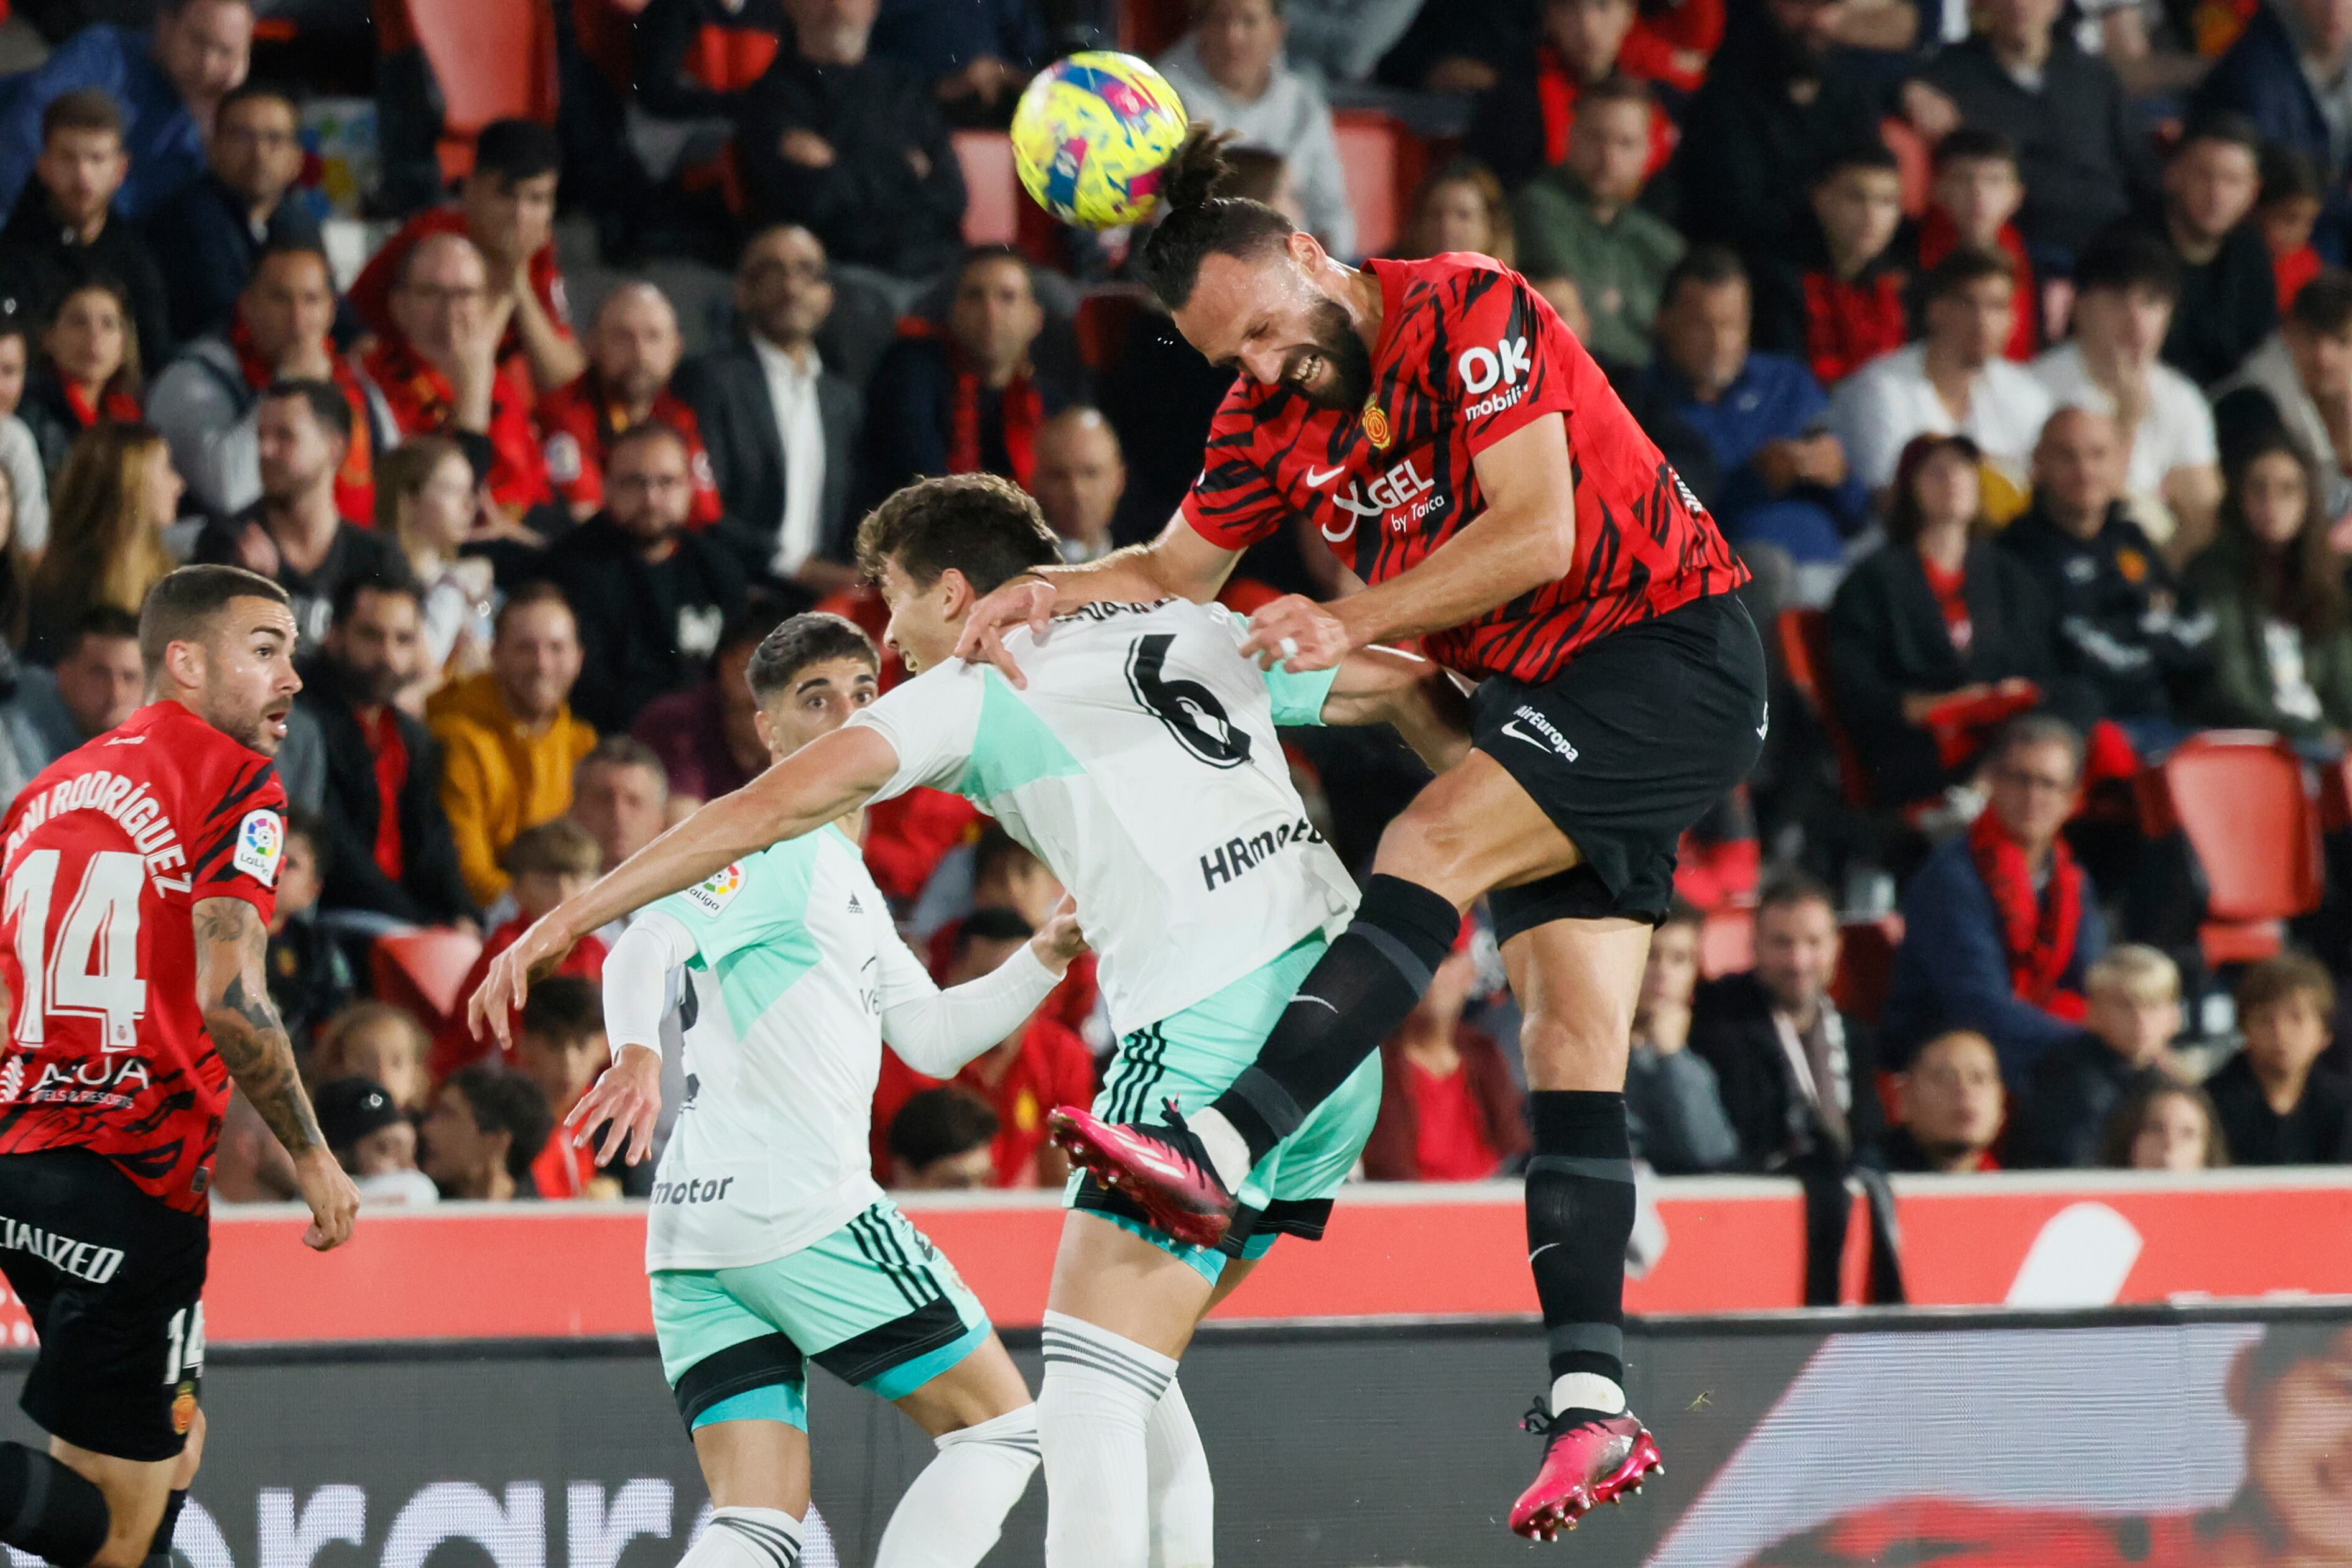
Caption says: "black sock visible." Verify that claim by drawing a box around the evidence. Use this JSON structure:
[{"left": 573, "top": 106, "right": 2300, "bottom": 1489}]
[
  {"left": 143, "top": 1487, "right": 187, "bottom": 1567},
  {"left": 1208, "top": 875, "right": 1461, "bottom": 1164},
  {"left": 1527, "top": 1091, "right": 1636, "bottom": 1409},
  {"left": 0, "top": 1441, "right": 111, "bottom": 1567}
]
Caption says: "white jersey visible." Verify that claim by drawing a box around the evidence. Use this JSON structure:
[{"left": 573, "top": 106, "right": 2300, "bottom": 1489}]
[
  {"left": 848, "top": 597, "right": 1360, "bottom": 1032},
  {"left": 635, "top": 824, "right": 905, "bottom": 1273}
]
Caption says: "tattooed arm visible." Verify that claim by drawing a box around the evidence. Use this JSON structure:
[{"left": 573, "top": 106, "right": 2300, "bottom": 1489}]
[{"left": 195, "top": 897, "right": 360, "bottom": 1250}]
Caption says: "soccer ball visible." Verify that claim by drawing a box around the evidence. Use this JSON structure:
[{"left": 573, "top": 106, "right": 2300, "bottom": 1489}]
[{"left": 1011, "top": 52, "right": 1189, "bottom": 229}]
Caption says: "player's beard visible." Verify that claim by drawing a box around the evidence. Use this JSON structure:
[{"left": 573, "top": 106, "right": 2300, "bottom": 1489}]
[{"left": 1291, "top": 298, "right": 1374, "bottom": 411}]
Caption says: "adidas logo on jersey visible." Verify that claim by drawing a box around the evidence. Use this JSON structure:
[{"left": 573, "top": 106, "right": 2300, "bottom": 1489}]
[{"left": 847, "top": 893, "right": 863, "bottom": 913}]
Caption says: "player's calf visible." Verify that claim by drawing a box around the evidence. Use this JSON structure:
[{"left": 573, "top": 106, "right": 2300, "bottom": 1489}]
[{"left": 0, "top": 1442, "right": 111, "bottom": 1568}]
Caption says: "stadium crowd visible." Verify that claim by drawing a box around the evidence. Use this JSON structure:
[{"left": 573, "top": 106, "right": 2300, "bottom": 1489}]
[{"left": 0, "top": 0, "right": 2345, "bottom": 1218}]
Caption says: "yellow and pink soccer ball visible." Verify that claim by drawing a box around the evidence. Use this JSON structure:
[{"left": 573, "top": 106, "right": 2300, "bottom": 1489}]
[{"left": 1011, "top": 51, "right": 1189, "bottom": 229}]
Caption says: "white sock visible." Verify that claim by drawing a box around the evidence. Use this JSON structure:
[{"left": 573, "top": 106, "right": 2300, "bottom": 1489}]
[
  {"left": 1039, "top": 1310, "right": 1176, "bottom": 1568},
  {"left": 1146, "top": 1377, "right": 1215, "bottom": 1568},
  {"left": 874, "top": 1404, "right": 1040, "bottom": 1567},
  {"left": 1550, "top": 1372, "right": 1627, "bottom": 1416},
  {"left": 1184, "top": 1107, "right": 1253, "bottom": 1192},
  {"left": 691, "top": 1507, "right": 803, "bottom": 1568}
]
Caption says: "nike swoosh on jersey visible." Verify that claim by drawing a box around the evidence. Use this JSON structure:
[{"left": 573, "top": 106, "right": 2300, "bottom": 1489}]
[
  {"left": 1302, "top": 465, "right": 1345, "bottom": 487},
  {"left": 1287, "top": 994, "right": 1340, "bottom": 1013},
  {"left": 1502, "top": 721, "right": 1556, "bottom": 754}
]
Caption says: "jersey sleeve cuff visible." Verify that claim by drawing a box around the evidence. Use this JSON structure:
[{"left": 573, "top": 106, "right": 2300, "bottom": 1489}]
[{"left": 1464, "top": 397, "right": 1569, "bottom": 459}]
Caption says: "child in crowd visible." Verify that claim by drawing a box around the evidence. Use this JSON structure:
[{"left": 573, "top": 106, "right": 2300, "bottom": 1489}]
[
  {"left": 2009, "top": 944, "right": 2183, "bottom": 1168},
  {"left": 267, "top": 811, "right": 354, "bottom": 1054},
  {"left": 2256, "top": 144, "right": 2324, "bottom": 316},
  {"left": 1887, "top": 1028, "right": 2007, "bottom": 1172},
  {"left": 2205, "top": 953, "right": 2352, "bottom": 1164},
  {"left": 886, "top": 1087, "right": 1003, "bottom": 1191},
  {"left": 1759, "top": 142, "right": 1910, "bottom": 387},
  {"left": 2101, "top": 1079, "right": 2229, "bottom": 1169},
  {"left": 1624, "top": 903, "right": 1739, "bottom": 1174},
  {"left": 1909, "top": 129, "right": 2035, "bottom": 361},
  {"left": 434, "top": 818, "right": 608, "bottom": 1079},
  {"left": 315, "top": 1076, "right": 440, "bottom": 1205},
  {"left": 511, "top": 975, "right": 639, "bottom": 1199},
  {"left": 315, "top": 1001, "right": 434, "bottom": 1117}
]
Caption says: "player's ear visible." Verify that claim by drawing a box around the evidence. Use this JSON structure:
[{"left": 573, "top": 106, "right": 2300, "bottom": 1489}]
[
  {"left": 938, "top": 568, "right": 976, "bottom": 617},
  {"left": 1285, "top": 229, "right": 1328, "bottom": 273},
  {"left": 752, "top": 706, "right": 777, "bottom": 754},
  {"left": 162, "top": 637, "right": 205, "bottom": 694}
]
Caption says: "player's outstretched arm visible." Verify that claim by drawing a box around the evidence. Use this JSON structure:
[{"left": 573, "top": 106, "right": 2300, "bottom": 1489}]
[
  {"left": 1317, "top": 645, "right": 1474, "bottom": 773},
  {"left": 468, "top": 724, "right": 902, "bottom": 1048},
  {"left": 194, "top": 897, "right": 360, "bottom": 1251},
  {"left": 875, "top": 895, "right": 1088, "bottom": 1076},
  {"left": 1241, "top": 415, "right": 1578, "bottom": 671},
  {"left": 569, "top": 915, "right": 697, "bottom": 1165},
  {"left": 955, "top": 514, "right": 1243, "bottom": 686}
]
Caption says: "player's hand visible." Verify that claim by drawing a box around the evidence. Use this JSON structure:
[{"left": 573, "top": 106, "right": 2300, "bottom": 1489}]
[
  {"left": 952, "top": 574, "right": 1057, "bottom": 688},
  {"left": 293, "top": 1148, "right": 359, "bottom": 1252},
  {"left": 467, "top": 915, "right": 573, "bottom": 1049},
  {"left": 1029, "top": 893, "right": 1088, "bottom": 973},
  {"left": 568, "top": 1043, "right": 664, "bottom": 1166},
  {"left": 1241, "top": 594, "right": 1351, "bottom": 672}
]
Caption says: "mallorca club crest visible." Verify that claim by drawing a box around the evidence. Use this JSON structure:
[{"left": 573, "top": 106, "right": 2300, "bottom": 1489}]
[
  {"left": 685, "top": 864, "right": 744, "bottom": 916},
  {"left": 1361, "top": 401, "right": 1393, "bottom": 451}
]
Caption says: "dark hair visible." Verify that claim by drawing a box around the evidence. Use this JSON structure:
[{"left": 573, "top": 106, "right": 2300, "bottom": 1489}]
[
  {"left": 218, "top": 80, "right": 300, "bottom": 122},
  {"left": 576, "top": 734, "right": 667, "bottom": 789},
  {"left": 606, "top": 419, "right": 689, "bottom": 468},
  {"left": 2098, "top": 1077, "right": 2227, "bottom": 1168},
  {"left": 470, "top": 118, "right": 561, "bottom": 185},
  {"left": 44, "top": 273, "right": 142, "bottom": 393},
  {"left": 886, "top": 1087, "right": 999, "bottom": 1171},
  {"left": 2237, "top": 948, "right": 2337, "bottom": 1020},
  {"left": 264, "top": 377, "right": 354, "bottom": 446},
  {"left": 2260, "top": 142, "right": 2324, "bottom": 206},
  {"left": 138, "top": 564, "right": 289, "bottom": 673},
  {"left": 520, "top": 974, "right": 603, "bottom": 1043},
  {"left": 445, "top": 1065, "right": 554, "bottom": 1183},
  {"left": 973, "top": 824, "right": 1043, "bottom": 889},
  {"left": 42, "top": 88, "right": 122, "bottom": 143},
  {"left": 1656, "top": 897, "right": 1703, "bottom": 933},
  {"left": 954, "top": 906, "right": 1036, "bottom": 957},
  {"left": 328, "top": 573, "right": 422, "bottom": 629},
  {"left": 1931, "top": 126, "right": 2017, "bottom": 173},
  {"left": 856, "top": 473, "right": 1060, "bottom": 595},
  {"left": 745, "top": 612, "right": 877, "bottom": 702},
  {"left": 493, "top": 579, "right": 574, "bottom": 640},
  {"left": 2289, "top": 269, "right": 2352, "bottom": 335},
  {"left": 1883, "top": 433, "right": 1985, "bottom": 545},
  {"left": 2171, "top": 109, "right": 2262, "bottom": 162},
  {"left": 284, "top": 806, "right": 328, "bottom": 874},
  {"left": 1660, "top": 243, "right": 1748, "bottom": 310},
  {"left": 2220, "top": 429, "right": 2346, "bottom": 639},
  {"left": 1576, "top": 73, "right": 1655, "bottom": 116},
  {"left": 1922, "top": 246, "right": 2015, "bottom": 305},
  {"left": 955, "top": 242, "right": 1034, "bottom": 292},
  {"left": 1756, "top": 870, "right": 1836, "bottom": 920},
  {"left": 2072, "top": 224, "right": 2180, "bottom": 302},
  {"left": 252, "top": 241, "right": 331, "bottom": 285},
  {"left": 1817, "top": 137, "right": 1901, "bottom": 182},
  {"left": 502, "top": 816, "right": 601, "bottom": 878},
  {"left": 1219, "top": 144, "right": 1289, "bottom": 205},
  {"left": 1132, "top": 126, "right": 1298, "bottom": 311},
  {"left": 60, "top": 604, "right": 142, "bottom": 662}
]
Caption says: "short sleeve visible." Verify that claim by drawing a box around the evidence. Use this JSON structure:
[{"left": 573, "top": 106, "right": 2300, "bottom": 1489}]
[
  {"left": 1205, "top": 603, "right": 1341, "bottom": 726},
  {"left": 844, "top": 662, "right": 989, "bottom": 801},
  {"left": 187, "top": 745, "right": 289, "bottom": 925},
  {"left": 1448, "top": 267, "right": 1581, "bottom": 456},
  {"left": 648, "top": 840, "right": 818, "bottom": 967},
  {"left": 1178, "top": 384, "right": 1291, "bottom": 551}
]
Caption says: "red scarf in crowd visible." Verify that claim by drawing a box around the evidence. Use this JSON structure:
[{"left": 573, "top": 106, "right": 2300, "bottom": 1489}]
[
  {"left": 948, "top": 346, "right": 1044, "bottom": 486},
  {"left": 62, "top": 379, "right": 141, "bottom": 427},
  {"left": 1967, "top": 808, "right": 2086, "bottom": 1018},
  {"left": 233, "top": 321, "right": 376, "bottom": 520}
]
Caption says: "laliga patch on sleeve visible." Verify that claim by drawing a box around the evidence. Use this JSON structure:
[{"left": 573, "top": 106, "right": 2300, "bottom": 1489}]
[
  {"left": 685, "top": 864, "right": 745, "bottom": 916},
  {"left": 233, "top": 809, "right": 284, "bottom": 886}
]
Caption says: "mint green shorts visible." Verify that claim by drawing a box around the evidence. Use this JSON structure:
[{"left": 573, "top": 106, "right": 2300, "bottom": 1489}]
[
  {"left": 1067, "top": 934, "right": 1382, "bottom": 1283},
  {"left": 650, "top": 1200, "right": 991, "bottom": 1432}
]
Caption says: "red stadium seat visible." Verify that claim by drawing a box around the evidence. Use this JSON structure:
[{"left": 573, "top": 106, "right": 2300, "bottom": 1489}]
[
  {"left": 1881, "top": 117, "right": 1932, "bottom": 218},
  {"left": 405, "top": 0, "right": 559, "bottom": 184},
  {"left": 1121, "top": 0, "right": 1191, "bottom": 57},
  {"left": 1076, "top": 287, "right": 1145, "bottom": 373},
  {"left": 1831, "top": 914, "right": 1903, "bottom": 1025},
  {"left": 2134, "top": 732, "right": 2324, "bottom": 967},
  {"left": 371, "top": 929, "right": 486, "bottom": 1031},
  {"left": 1776, "top": 607, "right": 1877, "bottom": 809},
  {"left": 954, "top": 129, "right": 1022, "bottom": 247},
  {"left": 1334, "top": 110, "right": 1425, "bottom": 259}
]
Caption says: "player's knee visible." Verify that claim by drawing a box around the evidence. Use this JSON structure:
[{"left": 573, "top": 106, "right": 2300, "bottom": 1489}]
[
  {"left": 1371, "top": 796, "right": 1478, "bottom": 894},
  {"left": 1519, "top": 1007, "right": 1632, "bottom": 1091}
]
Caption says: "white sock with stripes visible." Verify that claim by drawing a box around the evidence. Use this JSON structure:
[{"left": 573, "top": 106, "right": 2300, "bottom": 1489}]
[
  {"left": 874, "top": 1404, "right": 1041, "bottom": 1567},
  {"left": 1146, "top": 1377, "right": 1215, "bottom": 1568},
  {"left": 1039, "top": 1310, "right": 1177, "bottom": 1568},
  {"left": 688, "top": 1508, "right": 802, "bottom": 1568}
]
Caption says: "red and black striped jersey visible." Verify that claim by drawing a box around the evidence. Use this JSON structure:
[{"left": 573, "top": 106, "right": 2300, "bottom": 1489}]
[
  {"left": 1180, "top": 252, "right": 1749, "bottom": 684},
  {"left": 0, "top": 703, "right": 287, "bottom": 1213}
]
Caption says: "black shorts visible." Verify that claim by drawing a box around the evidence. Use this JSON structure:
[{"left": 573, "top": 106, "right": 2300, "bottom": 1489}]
[
  {"left": 1474, "top": 593, "right": 1767, "bottom": 941},
  {"left": 0, "top": 1150, "right": 208, "bottom": 1462}
]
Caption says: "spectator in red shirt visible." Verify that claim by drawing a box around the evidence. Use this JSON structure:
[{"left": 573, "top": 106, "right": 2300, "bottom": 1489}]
[
  {"left": 874, "top": 908, "right": 1097, "bottom": 1189},
  {"left": 2257, "top": 144, "right": 2325, "bottom": 317},
  {"left": 357, "top": 231, "right": 553, "bottom": 515},
  {"left": 536, "top": 282, "right": 724, "bottom": 527},
  {"left": 435, "top": 817, "right": 609, "bottom": 1080},
  {"left": 1363, "top": 938, "right": 1532, "bottom": 1181},
  {"left": 350, "top": 119, "right": 582, "bottom": 395},
  {"left": 1909, "top": 130, "right": 2037, "bottom": 364},
  {"left": 1756, "top": 141, "right": 1912, "bottom": 389},
  {"left": 514, "top": 975, "right": 641, "bottom": 1198},
  {"left": 884, "top": 1087, "right": 1001, "bottom": 1191},
  {"left": 1885, "top": 1027, "right": 2006, "bottom": 1171},
  {"left": 18, "top": 277, "right": 146, "bottom": 479}
]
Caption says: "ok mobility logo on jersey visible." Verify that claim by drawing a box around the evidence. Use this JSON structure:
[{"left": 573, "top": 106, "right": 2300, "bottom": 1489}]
[{"left": 1458, "top": 334, "right": 1532, "bottom": 420}]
